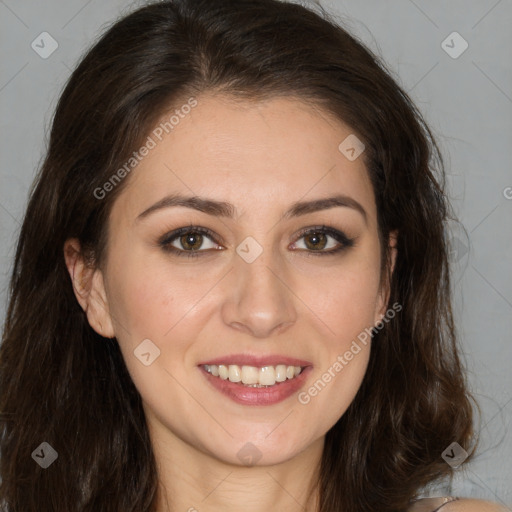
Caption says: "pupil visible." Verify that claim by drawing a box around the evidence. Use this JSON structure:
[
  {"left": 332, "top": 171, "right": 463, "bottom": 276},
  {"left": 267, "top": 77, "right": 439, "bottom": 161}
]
[
  {"left": 183, "top": 233, "right": 201, "bottom": 250},
  {"left": 306, "top": 232, "right": 326, "bottom": 250}
]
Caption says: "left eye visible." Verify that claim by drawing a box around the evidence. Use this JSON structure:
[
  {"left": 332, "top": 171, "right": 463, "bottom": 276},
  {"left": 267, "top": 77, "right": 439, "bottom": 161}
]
[
  {"left": 289, "top": 226, "right": 355, "bottom": 256},
  {"left": 292, "top": 229, "right": 340, "bottom": 251}
]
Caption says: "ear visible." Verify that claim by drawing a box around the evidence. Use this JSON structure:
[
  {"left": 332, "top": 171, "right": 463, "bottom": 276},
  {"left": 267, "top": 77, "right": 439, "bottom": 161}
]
[
  {"left": 374, "top": 230, "right": 398, "bottom": 325},
  {"left": 63, "top": 238, "right": 115, "bottom": 338}
]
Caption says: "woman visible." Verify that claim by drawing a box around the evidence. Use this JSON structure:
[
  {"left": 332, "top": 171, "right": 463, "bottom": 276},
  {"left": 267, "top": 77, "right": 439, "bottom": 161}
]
[{"left": 0, "top": 0, "right": 506, "bottom": 510}]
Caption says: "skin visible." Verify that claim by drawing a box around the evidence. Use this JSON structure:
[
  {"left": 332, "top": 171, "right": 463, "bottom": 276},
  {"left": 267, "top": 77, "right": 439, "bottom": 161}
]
[
  {"left": 409, "top": 498, "right": 509, "bottom": 512},
  {"left": 64, "top": 94, "right": 504, "bottom": 512}
]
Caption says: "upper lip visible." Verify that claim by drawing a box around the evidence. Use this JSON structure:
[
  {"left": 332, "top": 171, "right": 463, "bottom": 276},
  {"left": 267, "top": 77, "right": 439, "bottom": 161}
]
[{"left": 197, "top": 354, "right": 312, "bottom": 367}]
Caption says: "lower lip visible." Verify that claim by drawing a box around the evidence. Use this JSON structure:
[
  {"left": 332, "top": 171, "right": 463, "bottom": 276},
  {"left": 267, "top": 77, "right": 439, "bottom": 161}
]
[{"left": 199, "top": 366, "right": 313, "bottom": 406}]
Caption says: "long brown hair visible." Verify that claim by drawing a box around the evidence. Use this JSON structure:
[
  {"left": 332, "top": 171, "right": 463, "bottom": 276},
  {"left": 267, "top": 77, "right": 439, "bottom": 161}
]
[{"left": 0, "top": 1, "right": 477, "bottom": 510}]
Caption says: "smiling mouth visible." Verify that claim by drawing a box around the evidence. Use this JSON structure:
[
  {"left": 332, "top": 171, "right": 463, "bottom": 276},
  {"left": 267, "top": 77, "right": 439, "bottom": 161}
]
[{"left": 202, "top": 364, "right": 304, "bottom": 387}]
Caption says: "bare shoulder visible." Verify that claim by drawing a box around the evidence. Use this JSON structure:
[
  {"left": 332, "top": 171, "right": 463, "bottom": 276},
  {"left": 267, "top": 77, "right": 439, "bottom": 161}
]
[
  {"left": 442, "top": 499, "right": 510, "bottom": 511},
  {"left": 408, "top": 497, "right": 509, "bottom": 512}
]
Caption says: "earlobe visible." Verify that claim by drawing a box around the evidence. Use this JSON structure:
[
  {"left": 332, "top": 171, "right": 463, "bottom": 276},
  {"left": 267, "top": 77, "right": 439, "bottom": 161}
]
[{"left": 63, "top": 238, "right": 115, "bottom": 338}]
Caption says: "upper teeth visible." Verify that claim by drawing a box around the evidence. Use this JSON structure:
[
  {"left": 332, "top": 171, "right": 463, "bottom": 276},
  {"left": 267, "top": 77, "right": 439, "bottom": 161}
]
[{"left": 204, "top": 364, "right": 303, "bottom": 386}]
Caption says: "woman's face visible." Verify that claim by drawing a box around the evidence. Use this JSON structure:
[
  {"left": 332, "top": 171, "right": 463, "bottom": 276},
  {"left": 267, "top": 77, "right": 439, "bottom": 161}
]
[{"left": 71, "top": 94, "right": 396, "bottom": 466}]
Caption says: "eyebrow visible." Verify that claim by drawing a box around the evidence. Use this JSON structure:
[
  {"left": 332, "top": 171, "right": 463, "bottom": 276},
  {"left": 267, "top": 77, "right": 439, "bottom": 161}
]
[{"left": 136, "top": 193, "right": 367, "bottom": 224}]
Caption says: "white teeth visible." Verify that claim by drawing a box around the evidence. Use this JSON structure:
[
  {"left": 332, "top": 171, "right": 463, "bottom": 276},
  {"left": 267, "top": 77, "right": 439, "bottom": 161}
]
[
  {"left": 241, "top": 365, "right": 259, "bottom": 384},
  {"left": 259, "top": 366, "right": 276, "bottom": 386},
  {"left": 228, "top": 365, "right": 242, "bottom": 382},
  {"left": 204, "top": 364, "right": 303, "bottom": 386},
  {"left": 275, "top": 364, "right": 287, "bottom": 382},
  {"left": 218, "top": 365, "right": 229, "bottom": 380}
]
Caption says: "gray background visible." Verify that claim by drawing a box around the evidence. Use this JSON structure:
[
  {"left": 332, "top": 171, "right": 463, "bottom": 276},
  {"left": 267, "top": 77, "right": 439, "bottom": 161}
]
[{"left": 1, "top": 0, "right": 511, "bottom": 506}]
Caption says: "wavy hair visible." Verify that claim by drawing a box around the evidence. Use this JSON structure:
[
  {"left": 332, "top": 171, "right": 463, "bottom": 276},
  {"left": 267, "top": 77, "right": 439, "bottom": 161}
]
[{"left": 0, "top": 0, "right": 477, "bottom": 510}]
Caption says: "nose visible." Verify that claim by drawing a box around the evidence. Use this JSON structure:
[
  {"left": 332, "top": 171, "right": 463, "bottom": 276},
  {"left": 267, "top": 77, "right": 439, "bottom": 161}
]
[{"left": 220, "top": 245, "right": 297, "bottom": 338}]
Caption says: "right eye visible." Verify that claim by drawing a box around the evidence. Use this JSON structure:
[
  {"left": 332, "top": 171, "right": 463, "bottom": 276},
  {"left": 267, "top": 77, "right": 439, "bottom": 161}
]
[{"left": 158, "top": 225, "right": 223, "bottom": 258}]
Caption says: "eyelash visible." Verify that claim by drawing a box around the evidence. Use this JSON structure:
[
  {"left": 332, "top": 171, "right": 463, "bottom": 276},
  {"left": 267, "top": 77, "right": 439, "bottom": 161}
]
[{"left": 158, "top": 224, "right": 355, "bottom": 259}]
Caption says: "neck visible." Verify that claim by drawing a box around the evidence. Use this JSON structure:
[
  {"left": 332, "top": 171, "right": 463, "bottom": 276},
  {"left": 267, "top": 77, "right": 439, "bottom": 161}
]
[{"left": 148, "top": 419, "right": 323, "bottom": 512}]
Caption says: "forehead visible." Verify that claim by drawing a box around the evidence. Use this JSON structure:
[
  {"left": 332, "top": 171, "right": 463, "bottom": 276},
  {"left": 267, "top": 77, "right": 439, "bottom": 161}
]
[{"left": 111, "top": 94, "right": 376, "bottom": 223}]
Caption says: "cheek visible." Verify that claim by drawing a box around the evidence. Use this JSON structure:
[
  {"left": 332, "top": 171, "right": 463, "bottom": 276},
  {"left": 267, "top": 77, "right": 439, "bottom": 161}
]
[
  {"left": 300, "top": 255, "right": 382, "bottom": 338},
  {"left": 298, "top": 285, "right": 374, "bottom": 427},
  {"left": 105, "top": 248, "right": 196, "bottom": 339},
  {"left": 104, "top": 251, "right": 221, "bottom": 388},
  {"left": 294, "top": 250, "right": 380, "bottom": 419},
  {"left": 296, "top": 308, "right": 371, "bottom": 434},
  {"left": 105, "top": 259, "right": 196, "bottom": 396}
]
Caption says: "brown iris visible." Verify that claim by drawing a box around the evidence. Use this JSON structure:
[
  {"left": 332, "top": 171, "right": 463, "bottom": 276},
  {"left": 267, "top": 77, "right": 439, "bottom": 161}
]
[
  {"left": 180, "top": 232, "right": 203, "bottom": 251},
  {"left": 303, "top": 231, "right": 328, "bottom": 250}
]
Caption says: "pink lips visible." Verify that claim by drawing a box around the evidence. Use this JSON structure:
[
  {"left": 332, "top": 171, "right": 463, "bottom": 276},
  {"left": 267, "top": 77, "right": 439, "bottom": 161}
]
[
  {"left": 197, "top": 353, "right": 312, "bottom": 368},
  {"left": 197, "top": 354, "right": 313, "bottom": 406}
]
